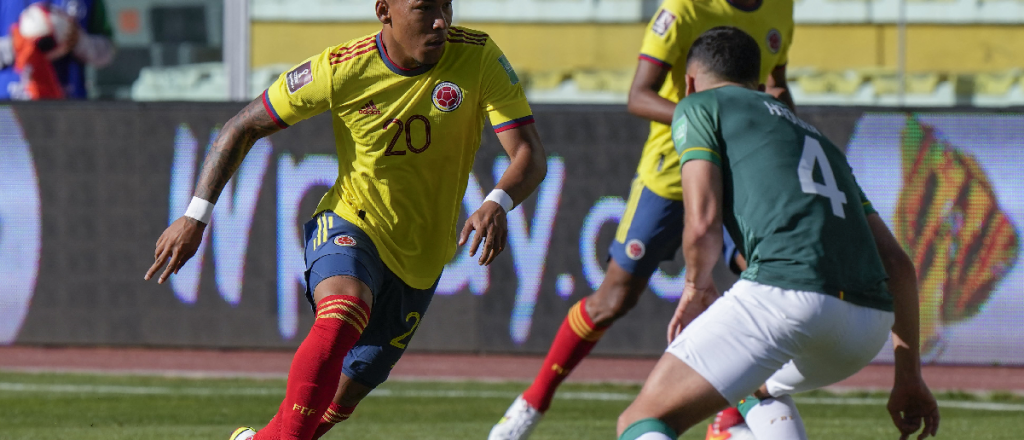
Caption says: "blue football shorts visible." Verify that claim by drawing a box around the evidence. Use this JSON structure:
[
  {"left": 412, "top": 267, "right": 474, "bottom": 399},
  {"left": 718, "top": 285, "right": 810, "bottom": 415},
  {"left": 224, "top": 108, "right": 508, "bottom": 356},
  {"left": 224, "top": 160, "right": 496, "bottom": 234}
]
[
  {"left": 303, "top": 210, "right": 438, "bottom": 389},
  {"left": 608, "top": 178, "right": 740, "bottom": 279}
]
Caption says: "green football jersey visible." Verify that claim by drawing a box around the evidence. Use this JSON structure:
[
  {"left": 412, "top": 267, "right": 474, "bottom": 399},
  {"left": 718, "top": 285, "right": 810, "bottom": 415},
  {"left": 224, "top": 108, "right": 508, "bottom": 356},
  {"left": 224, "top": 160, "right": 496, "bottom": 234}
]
[{"left": 672, "top": 86, "right": 892, "bottom": 311}]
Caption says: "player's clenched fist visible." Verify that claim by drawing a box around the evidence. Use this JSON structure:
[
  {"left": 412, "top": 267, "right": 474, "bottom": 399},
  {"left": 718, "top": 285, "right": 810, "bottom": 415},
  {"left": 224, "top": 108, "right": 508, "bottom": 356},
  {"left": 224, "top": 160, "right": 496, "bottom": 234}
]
[
  {"left": 145, "top": 216, "right": 207, "bottom": 284},
  {"left": 888, "top": 376, "right": 940, "bottom": 440},
  {"left": 458, "top": 201, "right": 508, "bottom": 266}
]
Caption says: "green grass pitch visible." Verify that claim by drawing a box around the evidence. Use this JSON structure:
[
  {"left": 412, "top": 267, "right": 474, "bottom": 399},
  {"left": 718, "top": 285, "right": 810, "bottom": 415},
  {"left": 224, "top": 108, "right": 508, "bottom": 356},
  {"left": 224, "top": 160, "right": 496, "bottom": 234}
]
[{"left": 1, "top": 371, "right": 1022, "bottom": 439}]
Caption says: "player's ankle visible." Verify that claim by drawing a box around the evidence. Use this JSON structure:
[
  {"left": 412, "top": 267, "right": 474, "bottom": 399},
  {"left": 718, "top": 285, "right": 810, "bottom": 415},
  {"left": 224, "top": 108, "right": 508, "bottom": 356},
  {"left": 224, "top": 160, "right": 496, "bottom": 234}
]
[
  {"left": 588, "top": 310, "right": 619, "bottom": 328},
  {"left": 519, "top": 391, "right": 546, "bottom": 413}
]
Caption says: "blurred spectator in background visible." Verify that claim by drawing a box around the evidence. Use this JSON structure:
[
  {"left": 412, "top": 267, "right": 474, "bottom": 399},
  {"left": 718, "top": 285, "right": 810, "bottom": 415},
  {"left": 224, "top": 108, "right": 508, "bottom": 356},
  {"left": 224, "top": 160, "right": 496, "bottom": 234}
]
[{"left": 0, "top": 0, "right": 114, "bottom": 100}]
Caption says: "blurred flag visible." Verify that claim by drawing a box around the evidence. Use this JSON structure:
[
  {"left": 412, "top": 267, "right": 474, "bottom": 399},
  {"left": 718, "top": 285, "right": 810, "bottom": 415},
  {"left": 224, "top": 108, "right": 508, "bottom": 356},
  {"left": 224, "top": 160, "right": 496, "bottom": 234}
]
[{"left": 893, "top": 115, "right": 1019, "bottom": 357}]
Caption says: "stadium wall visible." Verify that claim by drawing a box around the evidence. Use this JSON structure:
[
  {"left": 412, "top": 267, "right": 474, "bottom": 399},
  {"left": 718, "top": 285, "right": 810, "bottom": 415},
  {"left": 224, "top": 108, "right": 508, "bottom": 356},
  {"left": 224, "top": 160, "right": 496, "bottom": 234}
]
[
  {"left": 0, "top": 104, "right": 1022, "bottom": 365},
  {"left": 251, "top": 22, "right": 1024, "bottom": 75}
]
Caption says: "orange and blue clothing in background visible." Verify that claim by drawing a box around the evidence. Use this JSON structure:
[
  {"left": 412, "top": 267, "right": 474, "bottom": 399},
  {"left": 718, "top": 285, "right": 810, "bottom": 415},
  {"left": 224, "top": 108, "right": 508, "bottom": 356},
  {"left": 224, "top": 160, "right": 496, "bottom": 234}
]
[{"left": 0, "top": 0, "right": 113, "bottom": 99}]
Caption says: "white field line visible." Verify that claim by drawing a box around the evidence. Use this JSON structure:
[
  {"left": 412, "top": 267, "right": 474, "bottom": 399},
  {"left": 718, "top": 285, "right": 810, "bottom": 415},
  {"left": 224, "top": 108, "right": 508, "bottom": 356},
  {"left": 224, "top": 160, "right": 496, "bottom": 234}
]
[
  {"left": 0, "top": 382, "right": 281, "bottom": 396},
  {"left": 2, "top": 382, "right": 1023, "bottom": 412},
  {"left": 797, "top": 397, "right": 1024, "bottom": 412}
]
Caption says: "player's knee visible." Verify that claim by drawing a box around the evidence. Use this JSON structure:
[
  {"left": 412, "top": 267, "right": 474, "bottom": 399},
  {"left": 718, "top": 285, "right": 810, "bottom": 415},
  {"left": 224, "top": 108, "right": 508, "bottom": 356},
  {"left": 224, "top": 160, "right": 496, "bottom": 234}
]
[{"left": 314, "top": 275, "right": 374, "bottom": 310}]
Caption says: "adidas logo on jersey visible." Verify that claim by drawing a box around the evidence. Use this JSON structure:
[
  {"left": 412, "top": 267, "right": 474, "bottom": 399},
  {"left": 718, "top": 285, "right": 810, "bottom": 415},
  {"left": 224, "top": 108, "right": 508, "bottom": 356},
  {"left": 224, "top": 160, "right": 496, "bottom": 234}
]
[{"left": 359, "top": 100, "right": 381, "bottom": 115}]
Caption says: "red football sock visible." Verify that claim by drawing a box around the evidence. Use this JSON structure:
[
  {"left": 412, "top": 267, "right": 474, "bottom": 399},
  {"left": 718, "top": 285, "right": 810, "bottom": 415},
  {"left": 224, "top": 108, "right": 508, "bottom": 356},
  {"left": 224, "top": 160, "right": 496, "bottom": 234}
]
[
  {"left": 311, "top": 402, "right": 357, "bottom": 440},
  {"left": 253, "top": 413, "right": 281, "bottom": 440},
  {"left": 521, "top": 298, "right": 608, "bottom": 412},
  {"left": 255, "top": 295, "right": 369, "bottom": 440}
]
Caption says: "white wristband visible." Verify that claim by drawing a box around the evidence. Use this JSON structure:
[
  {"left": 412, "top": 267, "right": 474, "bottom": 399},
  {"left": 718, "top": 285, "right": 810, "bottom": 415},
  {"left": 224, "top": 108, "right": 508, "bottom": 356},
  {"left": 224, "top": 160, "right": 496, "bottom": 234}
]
[
  {"left": 484, "top": 189, "right": 514, "bottom": 212},
  {"left": 184, "top": 197, "right": 215, "bottom": 224}
]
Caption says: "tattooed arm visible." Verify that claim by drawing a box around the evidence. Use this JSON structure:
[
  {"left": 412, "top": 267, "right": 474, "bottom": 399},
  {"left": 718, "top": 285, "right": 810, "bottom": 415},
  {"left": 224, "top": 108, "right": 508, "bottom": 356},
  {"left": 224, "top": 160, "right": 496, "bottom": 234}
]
[
  {"left": 193, "top": 99, "right": 282, "bottom": 202},
  {"left": 145, "top": 98, "right": 282, "bottom": 284}
]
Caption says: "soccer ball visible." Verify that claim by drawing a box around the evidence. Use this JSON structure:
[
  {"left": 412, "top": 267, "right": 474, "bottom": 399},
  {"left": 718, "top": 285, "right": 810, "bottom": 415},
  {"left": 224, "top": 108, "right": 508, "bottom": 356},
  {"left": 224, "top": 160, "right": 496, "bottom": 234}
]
[{"left": 18, "top": 3, "right": 76, "bottom": 60}]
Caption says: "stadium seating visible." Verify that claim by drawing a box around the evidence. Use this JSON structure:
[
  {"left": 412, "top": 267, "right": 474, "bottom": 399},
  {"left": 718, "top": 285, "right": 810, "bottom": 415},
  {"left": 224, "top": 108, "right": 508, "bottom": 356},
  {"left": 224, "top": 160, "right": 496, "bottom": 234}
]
[
  {"left": 782, "top": 67, "right": 962, "bottom": 106},
  {"left": 971, "top": 69, "right": 1024, "bottom": 106},
  {"left": 526, "top": 71, "right": 571, "bottom": 91},
  {"left": 571, "top": 69, "right": 634, "bottom": 93},
  {"left": 795, "top": 0, "right": 1024, "bottom": 24},
  {"left": 131, "top": 63, "right": 290, "bottom": 101},
  {"left": 251, "top": 0, "right": 646, "bottom": 22},
  {"left": 782, "top": 68, "right": 1024, "bottom": 106},
  {"left": 250, "top": 0, "right": 1024, "bottom": 24},
  {"left": 974, "top": 69, "right": 1021, "bottom": 95},
  {"left": 133, "top": 61, "right": 1024, "bottom": 107},
  {"left": 114, "top": 0, "right": 1024, "bottom": 106}
]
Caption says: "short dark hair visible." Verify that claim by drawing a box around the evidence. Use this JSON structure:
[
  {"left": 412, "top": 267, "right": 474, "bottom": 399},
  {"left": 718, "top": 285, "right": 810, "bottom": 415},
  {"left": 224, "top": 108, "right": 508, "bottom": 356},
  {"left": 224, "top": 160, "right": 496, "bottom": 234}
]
[{"left": 685, "top": 27, "right": 761, "bottom": 86}]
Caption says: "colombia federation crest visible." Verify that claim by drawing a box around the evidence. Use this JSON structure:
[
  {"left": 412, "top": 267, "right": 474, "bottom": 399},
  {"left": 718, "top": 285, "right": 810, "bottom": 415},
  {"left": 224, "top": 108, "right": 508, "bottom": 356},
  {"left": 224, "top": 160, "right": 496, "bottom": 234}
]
[
  {"left": 334, "top": 235, "right": 357, "bottom": 247},
  {"left": 432, "top": 81, "right": 463, "bottom": 112},
  {"left": 766, "top": 28, "right": 782, "bottom": 54}
]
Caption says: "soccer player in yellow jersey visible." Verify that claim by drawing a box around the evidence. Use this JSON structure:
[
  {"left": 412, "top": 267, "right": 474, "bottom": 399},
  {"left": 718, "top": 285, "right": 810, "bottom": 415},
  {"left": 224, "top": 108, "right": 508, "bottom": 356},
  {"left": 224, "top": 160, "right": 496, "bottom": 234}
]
[
  {"left": 490, "top": 1, "right": 794, "bottom": 440},
  {"left": 144, "top": 1, "right": 547, "bottom": 440}
]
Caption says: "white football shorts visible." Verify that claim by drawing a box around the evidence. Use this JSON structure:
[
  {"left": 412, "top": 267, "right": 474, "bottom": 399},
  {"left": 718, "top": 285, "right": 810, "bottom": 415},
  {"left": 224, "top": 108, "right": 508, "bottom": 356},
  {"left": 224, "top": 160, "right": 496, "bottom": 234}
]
[{"left": 666, "top": 279, "right": 895, "bottom": 405}]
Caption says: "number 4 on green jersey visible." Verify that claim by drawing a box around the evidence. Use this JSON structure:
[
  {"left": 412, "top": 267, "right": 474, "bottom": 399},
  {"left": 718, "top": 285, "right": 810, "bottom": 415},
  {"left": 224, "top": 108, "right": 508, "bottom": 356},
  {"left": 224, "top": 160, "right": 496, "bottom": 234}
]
[
  {"left": 798, "top": 136, "right": 848, "bottom": 219},
  {"left": 671, "top": 86, "right": 892, "bottom": 312}
]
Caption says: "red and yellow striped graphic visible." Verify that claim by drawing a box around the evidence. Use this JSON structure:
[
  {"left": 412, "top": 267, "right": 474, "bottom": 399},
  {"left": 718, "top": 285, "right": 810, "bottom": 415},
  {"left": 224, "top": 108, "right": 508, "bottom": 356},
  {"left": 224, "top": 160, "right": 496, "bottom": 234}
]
[
  {"left": 322, "top": 406, "right": 351, "bottom": 424},
  {"left": 316, "top": 297, "right": 370, "bottom": 333},
  {"left": 330, "top": 35, "right": 378, "bottom": 66},
  {"left": 893, "top": 115, "right": 1019, "bottom": 355},
  {"left": 566, "top": 300, "right": 606, "bottom": 342}
]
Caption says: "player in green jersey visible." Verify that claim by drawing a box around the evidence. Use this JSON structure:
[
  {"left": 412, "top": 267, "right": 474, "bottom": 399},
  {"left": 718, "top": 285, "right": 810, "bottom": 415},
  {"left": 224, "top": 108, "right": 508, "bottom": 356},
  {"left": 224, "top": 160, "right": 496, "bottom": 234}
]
[{"left": 616, "top": 27, "right": 939, "bottom": 440}]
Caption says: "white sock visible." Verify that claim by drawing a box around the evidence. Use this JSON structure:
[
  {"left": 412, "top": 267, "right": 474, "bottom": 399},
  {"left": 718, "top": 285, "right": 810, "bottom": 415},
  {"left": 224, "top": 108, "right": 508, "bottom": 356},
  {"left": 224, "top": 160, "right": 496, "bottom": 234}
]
[
  {"left": 744, "top": 395, "right": 808, "bottom": 440},
  {"left": 634, "top": 433, "right": 673, "bottom": 440}
]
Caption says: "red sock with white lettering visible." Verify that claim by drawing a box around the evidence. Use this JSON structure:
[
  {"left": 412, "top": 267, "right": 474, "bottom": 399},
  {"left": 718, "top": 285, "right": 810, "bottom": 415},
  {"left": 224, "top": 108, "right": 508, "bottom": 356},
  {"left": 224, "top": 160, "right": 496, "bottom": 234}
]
[
  {"left": 311, "top": 402, "right": 357, "bottom": 440},
  {"left": 521, "top": 298, "right": 608, "bottom": 412},
  {"left": 254, "top": 295, "right": 369, "bottom": 440}
]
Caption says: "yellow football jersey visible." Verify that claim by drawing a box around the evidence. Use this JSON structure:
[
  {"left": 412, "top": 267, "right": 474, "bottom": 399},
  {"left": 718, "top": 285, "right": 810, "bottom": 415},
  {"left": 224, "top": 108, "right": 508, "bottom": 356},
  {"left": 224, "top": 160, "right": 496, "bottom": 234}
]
[
  {"left": 264, "top": 27, "right": 534, "bottom": 289},
  {"left": 637, "top": 0, "right": 794, "bottom": 200}
]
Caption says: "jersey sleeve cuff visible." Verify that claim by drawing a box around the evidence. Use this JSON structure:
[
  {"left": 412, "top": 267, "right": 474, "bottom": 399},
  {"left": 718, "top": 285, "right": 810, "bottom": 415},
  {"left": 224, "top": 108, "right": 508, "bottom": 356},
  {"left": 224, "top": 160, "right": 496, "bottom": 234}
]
[
  {"left": 861, "top": 200, "right": 877, "bottom": 216},
  {"left": 639, "top": 54, "right": 672, "bottom": 70},
  {"left": 679, "top": 147, "right": 721, "bottom": 167},
  {"left": 488, "top": 100, "right": 534, "bottom": 132},
  {"left": 262, "top": 90, "right": 290, "bottom": 129},
  {"left": 493, "top": 115, "right": 534, "bottom": 133}
]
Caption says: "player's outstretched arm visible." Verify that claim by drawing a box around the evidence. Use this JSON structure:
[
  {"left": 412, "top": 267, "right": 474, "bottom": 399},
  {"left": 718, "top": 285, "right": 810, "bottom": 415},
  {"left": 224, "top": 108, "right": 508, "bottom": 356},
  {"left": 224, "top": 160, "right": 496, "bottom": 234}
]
[
  {"left": 866, "top": 213, "right": 939, "bottom": 440},
  {"left": 145, "top": 98, "right": 283, "bottom": 284},
  {"left": 669, "top": 160, "right": 724, "bottom": 341},
  {"left": 627, "top": 59, "right": 677, "bottom": 125},
  {"left": 458, "top": 123, "right": 547, "bottom": 266}
]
